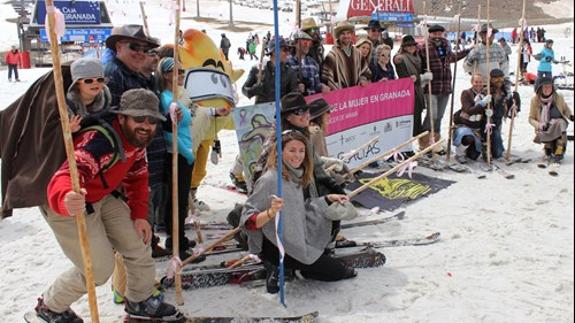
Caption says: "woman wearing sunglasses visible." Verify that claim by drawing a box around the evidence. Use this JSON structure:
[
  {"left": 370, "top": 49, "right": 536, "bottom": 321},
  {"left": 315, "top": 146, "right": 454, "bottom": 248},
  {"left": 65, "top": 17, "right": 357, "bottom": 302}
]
[
  {"left": 66, "top": 57, "right": 111, "bottom": 132},
  {"left": 156, "top": 57, "right": 197, "bottom": 259},
  {"left": 240, "top": 130, "right": 357, "bottom": 294}
]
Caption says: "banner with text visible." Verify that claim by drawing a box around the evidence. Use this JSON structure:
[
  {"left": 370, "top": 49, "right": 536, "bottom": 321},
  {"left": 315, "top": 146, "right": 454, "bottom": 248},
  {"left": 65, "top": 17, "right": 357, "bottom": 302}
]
[{"left": 306, "top": 78, "right": 414, "bottom": 169}]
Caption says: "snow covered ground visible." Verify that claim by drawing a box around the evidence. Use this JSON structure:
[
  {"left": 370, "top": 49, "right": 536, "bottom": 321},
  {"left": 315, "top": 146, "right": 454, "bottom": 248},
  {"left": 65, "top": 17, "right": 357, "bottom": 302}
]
[{"left": 1, "top": 1, "right": 574, "bottom": 322}]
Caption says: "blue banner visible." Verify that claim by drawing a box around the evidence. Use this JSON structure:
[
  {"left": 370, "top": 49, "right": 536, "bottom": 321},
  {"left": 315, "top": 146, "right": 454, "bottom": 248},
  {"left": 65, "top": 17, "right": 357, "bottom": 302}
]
[
  {"left": 36, "top": 0, "right": 101, "bottom": 25},
  {"left": 40, "top": 28, "right": 112, "bottom": 43},
  {"left": 371, "top": 12, "right": 414, "bottom": 23}
]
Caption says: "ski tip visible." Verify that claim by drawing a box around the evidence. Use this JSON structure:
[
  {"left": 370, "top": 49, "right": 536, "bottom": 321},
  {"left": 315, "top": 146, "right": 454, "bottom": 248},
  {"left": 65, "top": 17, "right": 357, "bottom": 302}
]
[
  {"left": 426, "top": 232, "right": 441, "bottom": 240},
  {"left": 23, "top": 312, "right": 43, "bottom": 323}
]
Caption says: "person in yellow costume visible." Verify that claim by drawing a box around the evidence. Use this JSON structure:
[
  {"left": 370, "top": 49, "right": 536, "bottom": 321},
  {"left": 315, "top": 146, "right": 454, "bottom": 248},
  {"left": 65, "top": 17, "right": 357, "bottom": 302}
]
[{"left": 179, "top": 29, "right": 244, "bottom": 211}]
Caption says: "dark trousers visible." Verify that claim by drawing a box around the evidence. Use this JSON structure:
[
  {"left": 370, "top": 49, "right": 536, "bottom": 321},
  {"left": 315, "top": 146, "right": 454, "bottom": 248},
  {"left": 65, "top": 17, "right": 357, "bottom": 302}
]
[
  {"left": 8, "top": 64, "right": 18, "bottom": 80},
  {"left": 262, "top": 238, "right": 350, "bottom": 282},
  {"left": 164, "top": 154, "right": 194, "bottom": 248}
]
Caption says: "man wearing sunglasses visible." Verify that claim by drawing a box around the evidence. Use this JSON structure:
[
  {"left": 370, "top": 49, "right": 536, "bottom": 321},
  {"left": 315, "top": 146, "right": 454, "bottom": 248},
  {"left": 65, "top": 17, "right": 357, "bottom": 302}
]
[
  {"left": 301, "top": 18, "right": 325, "bottom": 76},
  {"left": 34, "top": 89, "right": 185, "bottom": 322},
  {"left": 104, "top": 24, "right": 161, "bottom": 106}
]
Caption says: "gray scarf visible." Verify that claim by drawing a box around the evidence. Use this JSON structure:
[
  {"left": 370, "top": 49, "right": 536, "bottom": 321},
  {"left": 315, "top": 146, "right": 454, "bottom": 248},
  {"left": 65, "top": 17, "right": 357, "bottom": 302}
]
[{"left": 285, "top": 163, "right": 318, "bottom": 198}]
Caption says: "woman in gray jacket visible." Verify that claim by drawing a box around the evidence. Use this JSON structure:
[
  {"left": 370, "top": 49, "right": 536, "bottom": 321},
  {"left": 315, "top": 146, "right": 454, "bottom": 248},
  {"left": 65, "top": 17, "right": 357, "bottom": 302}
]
[{"left": 240, "top": 130, "right": 357, "bottom": 294}]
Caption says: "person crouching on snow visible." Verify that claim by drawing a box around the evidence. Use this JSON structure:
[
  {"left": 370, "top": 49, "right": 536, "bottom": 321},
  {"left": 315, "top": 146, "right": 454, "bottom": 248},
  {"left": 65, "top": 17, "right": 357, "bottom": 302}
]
[
  {"left": 528, "top": 76, "right": 574, "bottom": 163},
  {"left": 66, "top": 57, "right": 112, "bottom": 132},
  {"left": 452, "top": 73, "right": 490, "bottom": 163},
  {"left": 239, "top": 130, "right": 357, "bottom": 294}
]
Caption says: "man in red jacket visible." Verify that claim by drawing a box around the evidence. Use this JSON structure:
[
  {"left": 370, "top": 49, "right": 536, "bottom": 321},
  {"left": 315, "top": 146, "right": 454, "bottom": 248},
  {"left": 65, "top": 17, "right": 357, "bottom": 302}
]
[
  {"left": 33, "top": 89, "right": 184, "bottom": 322},
  {"left": 4, "top": 45, "right": 21, "bottom": 82}
]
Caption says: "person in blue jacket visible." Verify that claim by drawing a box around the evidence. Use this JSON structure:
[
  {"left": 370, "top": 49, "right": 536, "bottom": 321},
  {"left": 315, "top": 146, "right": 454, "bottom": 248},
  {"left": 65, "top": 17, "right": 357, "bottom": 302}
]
[{"left": 533, "top": 39, "right": 560, "bottom": 90}]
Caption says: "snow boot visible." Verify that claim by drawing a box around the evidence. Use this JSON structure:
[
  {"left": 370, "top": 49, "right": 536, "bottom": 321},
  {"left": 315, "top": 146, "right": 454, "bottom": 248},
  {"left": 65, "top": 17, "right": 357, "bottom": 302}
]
[
  {"left": 34, "top": 297, "right": 83, "bottom": 323},
  {"left": 125, "top": 291, "right": 184, "bottom": 322},
  {"left": 455, "top": 145, "right": 468, "bottom": 164},
  {"left": 263, "top": 261, "right": 279, "bottom": 294}
]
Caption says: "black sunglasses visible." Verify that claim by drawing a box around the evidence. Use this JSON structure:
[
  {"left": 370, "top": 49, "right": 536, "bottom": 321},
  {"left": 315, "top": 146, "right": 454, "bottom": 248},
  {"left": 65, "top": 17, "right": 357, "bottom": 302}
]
[
  {"left": 131, "top": 116, "right": 158, "bottom": 125},
  {"left": 81, "top": 77, "right": 107, "bottom": 84},
  {"left": 290, "top": 107, "right": 309, "bottom": 116},
  {"left": 145, "top": 49, "right": 159, "bottom": 56},
  {"left": 126, "top": 42, "right": 151, "bottom": 53}
]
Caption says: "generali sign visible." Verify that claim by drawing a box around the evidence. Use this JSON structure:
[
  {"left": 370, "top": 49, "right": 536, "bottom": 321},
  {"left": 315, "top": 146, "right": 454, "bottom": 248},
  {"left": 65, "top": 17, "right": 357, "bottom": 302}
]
[{"left": 348, "top": 0, "right": 414, "bottom": 17}]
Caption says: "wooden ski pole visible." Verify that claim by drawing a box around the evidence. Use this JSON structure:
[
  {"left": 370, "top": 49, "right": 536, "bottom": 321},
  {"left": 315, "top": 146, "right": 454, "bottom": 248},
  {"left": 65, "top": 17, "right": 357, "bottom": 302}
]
[
  {"left": 348, "top": 140, "right": 445, "bottom": 198},
  {"left": 171, "top": 0, "right": 184, "bottom": 306},
  {"left": 139, "top": 1, "right": 150, "bottom": 36},
  {"left": 505, "top": 0, "right": 527, "bottom": 162},
  {"left": 485, "top": 0, "right": 492, "bottom": 166},
  {"left": 423, "top": 1, "right": 436, "bottom": 153},
  {"left": 44, "top": 0, "right": 100, "bottom": 321},
  {"left": 350, "top": 131, "right": 429, "bottom": 174},
  {"left": 255, "top": 38, "right": 268, "bottom": 102},
  {"left": 181, "top": 227, "right": 241, "bottom": 267},
  {"left": 445, "top": 1, "right": 462, "bottom": 162},
  {"left": 473, "top": 4, "right": 481, "bottom": 75}
]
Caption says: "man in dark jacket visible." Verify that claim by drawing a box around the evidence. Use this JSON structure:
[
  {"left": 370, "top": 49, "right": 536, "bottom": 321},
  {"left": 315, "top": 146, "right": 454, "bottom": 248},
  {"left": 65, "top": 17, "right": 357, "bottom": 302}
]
[
  {"left": 242, "top": 37, "right": 299, "bottom": 104},
  {"left": 419, "top": 24, "right": 471, "bottom": 152},
  {"left": 104, "top": 24, "right": 160, "bottom": 106},
  {"left": 220, "top": 33, "right": 232, "bottom": 60}
]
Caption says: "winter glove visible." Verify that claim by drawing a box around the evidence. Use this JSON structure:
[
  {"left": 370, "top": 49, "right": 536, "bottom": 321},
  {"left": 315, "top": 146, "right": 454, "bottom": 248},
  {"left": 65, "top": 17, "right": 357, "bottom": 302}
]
[
  {"left": 476, "top": 94, "right": 492, "bottom": 107},
  {"left": 210, "top": 140, "right": 222, "bottom": 165},
  {"left": 321, "top": 156, "right": 346, "bottom": 172},
  {"left": 420, "top": 71, "right": 433, "bottom": 83},
  {"left": 570, "top": 115, "right": 574, "bottom": 122},
  {"left": 249, "top": 82, "right": 265, "bottom": 97}
]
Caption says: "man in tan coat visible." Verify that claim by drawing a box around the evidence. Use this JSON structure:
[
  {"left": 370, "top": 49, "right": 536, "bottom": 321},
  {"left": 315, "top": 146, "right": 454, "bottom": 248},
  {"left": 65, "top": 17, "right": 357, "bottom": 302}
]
[{"left": 322, "top": 20, "right": 371, "bottom": 90}]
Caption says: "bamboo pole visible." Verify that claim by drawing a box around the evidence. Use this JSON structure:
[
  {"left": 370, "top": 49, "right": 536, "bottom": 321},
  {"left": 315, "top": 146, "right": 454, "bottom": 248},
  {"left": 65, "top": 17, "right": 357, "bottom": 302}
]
[
  {"left": 181, "top": 228, "right": 241, "bottom": 267},
  {"left": 44, "top": 1, "right": 100, "bottom": 321},
  {"left": 445, "top": 1, "right": 462, "bottom": 162},
  {"left": 473, "top": 5, "right": 481, "bottom": 75},
  {"left": 255, "top": 38, "right": 268, "bottom": 102},
  {"left": 505, "top": 0, "right": 527, "bottom": 162},
  {"left": 171, "top": 0, "right": 183, "bottom": 306},
  {"left": 485, "top": 0, "right": 492, "bottom": 166},
  {"left": 348, "top": 140, "right": 445, "bottom": 198},
  {"left": 139, "top": 1, "right": 149, "bottom": 36},
  {"left": 423, "top": 1, "right": 436, "bottom": 153},
  {"left": 350, "top": 131, "right": 429, "bottom": 174}
]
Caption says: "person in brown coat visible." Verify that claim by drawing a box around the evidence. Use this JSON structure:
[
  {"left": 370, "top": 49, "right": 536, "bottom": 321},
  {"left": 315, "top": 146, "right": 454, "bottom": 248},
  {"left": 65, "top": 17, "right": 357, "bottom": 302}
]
[
  {"left": 452, "top": 73, "right": 491, "bottom": 163},
  {"left": 322, "top": 20, "right": 371, "bottom": 90},
  {"left": 394, "top": 35, "right": 432, "bottom": 142},
  {"left": 528, "top": 76, "right": 573, "bottom": 163}
]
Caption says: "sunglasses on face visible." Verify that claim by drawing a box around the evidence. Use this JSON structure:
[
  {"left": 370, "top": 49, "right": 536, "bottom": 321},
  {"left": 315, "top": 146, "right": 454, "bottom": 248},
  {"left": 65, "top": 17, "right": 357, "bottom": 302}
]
[
  {"left": 307, "top": 28, "right": 318, "bottom": 33},
  {"left": 131, "top": 116, "right": 158, "bottom": 125},
  {"left": 81, "top": 77, "right": 106, "bottom": 84},
  {"left": 145, "top": 49, "right": 159, "bottom": 56},
  {"left": 290, "top": 107, "right": 309, "bottom": 116},
  {"left": 126, "top": 42, "right": 151, "bottom": 53}
]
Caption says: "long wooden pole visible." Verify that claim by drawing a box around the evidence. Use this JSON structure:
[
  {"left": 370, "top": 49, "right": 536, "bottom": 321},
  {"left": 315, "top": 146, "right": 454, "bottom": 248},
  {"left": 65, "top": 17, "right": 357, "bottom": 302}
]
[
  {"left": 139, "top": 1, "right": 149, "bottom": 36},
  {"left": 350, "top": 131, "right": 429, "bottom": 174},
  {"left": 181, "top": 228, "right": 241, "bottom": 267},
  {"left": 44, "top": 1, "right": 100, "bottom": 322},
  {"left": 349, "top": 140, "right": 445, "bottom": 198},
  {"left": 473, "top": 5, "right": 481, "bottom": 75},
  {"left": 423, "top": 1, "right": 436, "bottom": 152},
  {"left": 485, "top": 0, "right": 492, "bottom": 166},
  {"left": 505, "top": 0, "right": 527, "bottom": 162},
  {"left": 171, "top": 0, "right": 184, "bottom": 306},
  {"left": 445, "top": 1, "right": 462, "bottom": 162}
]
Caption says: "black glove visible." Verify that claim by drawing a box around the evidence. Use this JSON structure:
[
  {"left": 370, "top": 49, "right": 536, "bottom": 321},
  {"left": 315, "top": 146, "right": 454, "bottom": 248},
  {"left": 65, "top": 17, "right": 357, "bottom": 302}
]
[
  {"left": 570, "top": 115, "right": 574, "bottom": 122},
  {"left": 249, "top": 82, "right": 265, "bottom": 97}
]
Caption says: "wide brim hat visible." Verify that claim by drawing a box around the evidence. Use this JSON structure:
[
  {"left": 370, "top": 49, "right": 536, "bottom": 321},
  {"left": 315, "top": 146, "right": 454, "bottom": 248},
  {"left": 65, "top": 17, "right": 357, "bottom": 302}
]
[
  {"left": 480, "top": 23, "right": 499, "bottom": 34},
  {"left": 309, "top": 98, "right": 331, "bottom": 119},
  {"left": 363, "top": 19, "right": 385, "bottom": 32},
  {"left": 114, "top": 88, "right": 166, "bottom": 122},
  {"left": 301, "top": 17, "right": 319, "bottom": 31},
  {"left": 334, "top": 20, "right": 355, "bottom": 39},
  {"left": 535, "top": 75, "right": 554, "bottom": 94},
  {"left": 281, "top": 92, "right": 309, "bottom": 115},
  {"left": 105, "top": 24, "right": 160, "bottom": 50},
  {"left": 265, "top": 37, "right": 294, "bottom": 56},
  {"left": 428, "top": 24, "right": 445, "bottom": 33},
  {"left": 292, "top": 30, "right": 313, "bottom": 41},
  {"left": 401, "top": 35, "right": 417, "bottom": 47}
]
